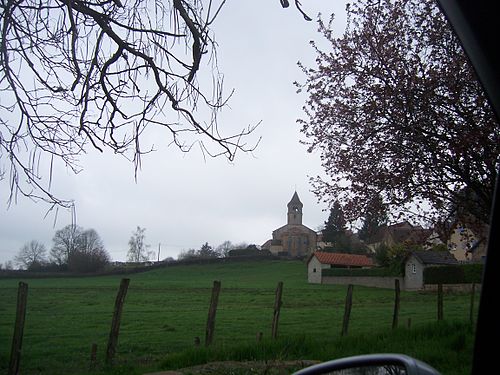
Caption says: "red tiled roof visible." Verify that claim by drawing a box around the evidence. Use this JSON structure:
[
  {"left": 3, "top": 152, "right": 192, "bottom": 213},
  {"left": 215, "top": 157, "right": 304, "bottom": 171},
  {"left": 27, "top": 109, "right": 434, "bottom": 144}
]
[{"left": 313, "top": 251, "right": 374, "bottom": 267}]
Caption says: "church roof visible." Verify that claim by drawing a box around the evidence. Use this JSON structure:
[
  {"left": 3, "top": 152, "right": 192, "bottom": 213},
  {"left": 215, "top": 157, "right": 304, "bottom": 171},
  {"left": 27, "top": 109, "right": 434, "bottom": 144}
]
[
  {"left": 273, "top": 222, "right": 317, "bottom": 236},
  {"left": 287, "top": 191, "right": 303, "bottom": 208}
]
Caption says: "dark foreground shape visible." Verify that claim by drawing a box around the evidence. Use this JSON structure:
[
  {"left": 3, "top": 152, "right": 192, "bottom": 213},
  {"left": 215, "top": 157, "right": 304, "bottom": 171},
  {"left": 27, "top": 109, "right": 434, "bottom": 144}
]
[{"left": 293, "top": 353, "right": 440, "bottom": 375}]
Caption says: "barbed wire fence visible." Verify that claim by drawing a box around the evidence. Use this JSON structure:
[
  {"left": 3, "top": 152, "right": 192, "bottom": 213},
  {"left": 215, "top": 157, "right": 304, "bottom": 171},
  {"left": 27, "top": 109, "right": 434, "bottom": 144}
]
[{"left": 1, "top": 279, "right": 479, "bottom": 374}]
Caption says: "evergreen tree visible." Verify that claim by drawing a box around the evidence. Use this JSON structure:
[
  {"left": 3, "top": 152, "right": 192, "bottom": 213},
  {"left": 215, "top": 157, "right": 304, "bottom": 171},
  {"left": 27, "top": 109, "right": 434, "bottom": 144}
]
[
  {"left": 322, "top": 202, "right": 350, "bottom": 251},
  {"left": 323, "top": 202, "right": 346, "bottom": 242},
  {"left": 358, "top": 195, "right": 388, "bottom": 242},
  {"left": 198, "top": 243, "right": 219, "bottom": 258}
]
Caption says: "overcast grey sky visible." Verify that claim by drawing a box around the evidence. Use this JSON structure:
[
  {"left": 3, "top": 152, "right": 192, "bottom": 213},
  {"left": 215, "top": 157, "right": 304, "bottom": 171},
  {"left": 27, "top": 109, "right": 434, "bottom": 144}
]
[{"left": 0, "top": 1, "right": 347, "bottom": 265}]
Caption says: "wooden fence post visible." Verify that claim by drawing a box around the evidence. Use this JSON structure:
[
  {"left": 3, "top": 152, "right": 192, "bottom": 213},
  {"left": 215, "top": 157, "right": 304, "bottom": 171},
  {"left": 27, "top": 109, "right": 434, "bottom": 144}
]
[
  {"left": 341, "top": 284, "right": 354, "bottom": 337},
  {"left": 205, "top": 280, "right": 221, "bottom": 346},
  {"left": 437, "top": 284, "right": 443, "bottom": 321},
  {"left": 106, "top": 278, "right": 130, "bottom": 365},
  {"left": 469, "top": 283, "right": 476, "bottom": 325},
  {"left": 8, "top": 282, "right": 28, "bottom": 375},
  {"left": 392, "top": 279, "right": 400, "bottom": 329},
  {"left": 271, "top": 281, "right": 284, "bottom": 339},
  {"left": 90, "top": 343, "right": 98, "bottom": 370}
]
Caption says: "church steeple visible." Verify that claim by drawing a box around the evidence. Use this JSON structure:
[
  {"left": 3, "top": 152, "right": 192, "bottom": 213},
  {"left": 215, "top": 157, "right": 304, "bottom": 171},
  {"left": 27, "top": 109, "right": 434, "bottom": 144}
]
[{"left": 287, "top": 191, "right": 303, "bottom": 225}]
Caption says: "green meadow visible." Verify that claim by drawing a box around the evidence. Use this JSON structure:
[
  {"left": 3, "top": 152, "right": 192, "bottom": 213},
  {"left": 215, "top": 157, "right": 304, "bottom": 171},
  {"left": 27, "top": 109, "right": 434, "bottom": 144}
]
[{"left": 0, "top": 260, "right": 478, "bottom": 374}]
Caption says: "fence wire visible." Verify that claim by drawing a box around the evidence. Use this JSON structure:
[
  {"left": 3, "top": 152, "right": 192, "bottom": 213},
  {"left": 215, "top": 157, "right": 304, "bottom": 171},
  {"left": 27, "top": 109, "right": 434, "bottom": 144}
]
[{"left": 0, "top": 280, "right": 480, "bottom": 375}]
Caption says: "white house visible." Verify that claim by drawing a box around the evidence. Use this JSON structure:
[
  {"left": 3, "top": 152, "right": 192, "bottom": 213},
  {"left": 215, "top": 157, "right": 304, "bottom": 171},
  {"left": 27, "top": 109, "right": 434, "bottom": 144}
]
[
  {"left": 404, "top": 250, "right": 459, "bottom": 290},
  {"left": 307, "top": 251, "right": 374, "bottom": 284}
]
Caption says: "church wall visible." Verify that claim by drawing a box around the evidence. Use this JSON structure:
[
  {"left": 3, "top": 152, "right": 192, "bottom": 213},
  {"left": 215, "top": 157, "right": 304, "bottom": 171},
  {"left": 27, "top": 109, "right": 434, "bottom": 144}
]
[
  {"left": 277, "top": 228, "right": 317, "bottom": 257},
  {"left": 267, "top": 192, "right": 318, "bottom": 257}
]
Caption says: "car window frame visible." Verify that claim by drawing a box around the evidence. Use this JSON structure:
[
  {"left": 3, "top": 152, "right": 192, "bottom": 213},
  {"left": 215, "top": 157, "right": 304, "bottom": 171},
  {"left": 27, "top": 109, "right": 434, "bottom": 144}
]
[{"left": 436, "top": 2, "right": 500, "bottom": 374}]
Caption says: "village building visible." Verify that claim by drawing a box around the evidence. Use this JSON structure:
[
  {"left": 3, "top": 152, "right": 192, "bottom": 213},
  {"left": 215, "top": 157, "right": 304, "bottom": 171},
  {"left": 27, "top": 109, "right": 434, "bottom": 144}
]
[
  {"left": 404, "top": 250, "right": 459, "bottom": 290},
  {"left": 422, "top": 228, "right": 447, "bottom": 250},
  {"left": 363, "top": 218, "right": 487, "bottom": 264},
  {"left": 307, "top": 251, "right": 374, "bottom": 284},
  {"left": 364, "top": 221, "right": 432, "bottom": 252},
  {"left": 309, "top": 250, "right": 461, "bottom": 290},
  {"left": 261, "top": 192, "right": 317, "bottom": 257},
  {"left": 447, "top": 219, "right": 488, "bottom": 262}
]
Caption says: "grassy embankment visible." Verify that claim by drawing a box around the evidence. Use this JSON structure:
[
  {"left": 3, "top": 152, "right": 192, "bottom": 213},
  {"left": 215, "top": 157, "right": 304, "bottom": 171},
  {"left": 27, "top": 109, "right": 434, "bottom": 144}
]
[{"left": 0, "top": 260, "right": 478, "bottom": 374}]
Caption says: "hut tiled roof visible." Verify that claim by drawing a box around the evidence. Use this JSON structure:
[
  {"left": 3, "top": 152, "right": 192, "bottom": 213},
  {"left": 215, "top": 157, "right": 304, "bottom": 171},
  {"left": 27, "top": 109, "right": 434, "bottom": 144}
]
[{"left": 312, "top": 251, "right": 374, "bottom": 267}]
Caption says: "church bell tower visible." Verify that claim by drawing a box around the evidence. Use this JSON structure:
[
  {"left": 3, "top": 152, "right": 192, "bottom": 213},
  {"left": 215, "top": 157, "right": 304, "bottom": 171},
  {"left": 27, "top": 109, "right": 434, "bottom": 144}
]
[{"left": 287, "top": 191, "right": 303, "bottom": 225}]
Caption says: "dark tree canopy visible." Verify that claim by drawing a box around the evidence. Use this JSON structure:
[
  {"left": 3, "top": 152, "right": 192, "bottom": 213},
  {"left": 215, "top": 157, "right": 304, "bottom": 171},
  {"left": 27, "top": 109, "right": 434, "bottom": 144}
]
[
  {"left": 50, "top": 224, "right": 110, "bottom": 271},
  {"left": 0, "top": 0, "right": 258, "bottom": 207},
  {"left": 358, "top": 194, "right": 388, "bottom": 241},
  {"left": 178, "top": 242, "right": 219, "bottom": 260},
  {"left": 198, "top": 242, "right": 218, "bottom": 258},
  {"left": 68, "top": 228, "right": 110, "bottom": 272},
  {"left": 322, "top": 201, "right": 347, "bottom": 244},
  {"left": 322, "top": 202, "right": 368, "bottom": 254},
  {"left": 298, "top": 0, "right": 499, "bottom": 226},
  {"left": 50, "top": 224, "right": 84, "bottom": 265}
]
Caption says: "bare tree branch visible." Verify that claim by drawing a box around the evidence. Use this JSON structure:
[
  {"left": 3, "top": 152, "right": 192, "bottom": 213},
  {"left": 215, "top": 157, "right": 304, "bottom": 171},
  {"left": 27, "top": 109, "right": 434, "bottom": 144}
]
[{"left": 0, "top": 0, "right": 259, "bottom": 207}]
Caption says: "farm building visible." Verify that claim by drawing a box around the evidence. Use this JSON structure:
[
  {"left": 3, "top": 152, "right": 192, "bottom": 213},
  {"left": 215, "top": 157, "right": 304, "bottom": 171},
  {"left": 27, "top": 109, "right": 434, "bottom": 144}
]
[
  {"left": 404, "top": 250, "right": 459, "bottom": 290},
  {"left": 307, "top": 251, "right": 374, "bottom": 284}
]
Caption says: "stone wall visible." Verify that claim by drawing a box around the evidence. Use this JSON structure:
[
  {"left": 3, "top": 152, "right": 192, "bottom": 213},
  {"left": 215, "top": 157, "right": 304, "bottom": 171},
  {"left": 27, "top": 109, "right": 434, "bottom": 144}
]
[
  {"left": 321, "top": 275, "right": 404, "bottom": 290},
  {"left": 422, "top": 283, "right": 481, "bottom": 293},
  {"left": 321, "top": 275, "right": 480, "bottom": 292}
]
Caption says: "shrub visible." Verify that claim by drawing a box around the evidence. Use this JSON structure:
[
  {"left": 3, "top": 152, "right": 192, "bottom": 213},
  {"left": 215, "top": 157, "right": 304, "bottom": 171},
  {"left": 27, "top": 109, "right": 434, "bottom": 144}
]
[
  {"left": 322, "top": 267, "right": 401, "bottom": 277},
  {"left": 424, "top": 264, "right": 484, "bottom": 284}
]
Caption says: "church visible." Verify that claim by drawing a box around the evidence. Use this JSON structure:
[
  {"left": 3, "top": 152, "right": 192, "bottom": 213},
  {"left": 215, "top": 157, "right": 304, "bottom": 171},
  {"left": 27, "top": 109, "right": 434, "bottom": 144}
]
[{"left": 261, "top": 192, "right": 318, "bottom": 257}]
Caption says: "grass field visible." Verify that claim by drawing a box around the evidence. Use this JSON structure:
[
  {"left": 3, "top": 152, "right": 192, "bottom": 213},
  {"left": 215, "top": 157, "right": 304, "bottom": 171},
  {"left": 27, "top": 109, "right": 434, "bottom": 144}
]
[{"left": 0, "top": 260, "right": 478, "bottom": 374}]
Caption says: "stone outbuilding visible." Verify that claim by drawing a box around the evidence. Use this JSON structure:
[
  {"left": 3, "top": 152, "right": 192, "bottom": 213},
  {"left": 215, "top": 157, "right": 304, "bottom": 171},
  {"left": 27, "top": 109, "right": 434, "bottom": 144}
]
[
  {"left": 262, "top": 192, "right": 317, "bottom": 258},
  {"left": 404, "top": 250, "right": 459, "bottom": 290},
  {"left": 307, "top": 251, "right": 374, "bottom": 284}
]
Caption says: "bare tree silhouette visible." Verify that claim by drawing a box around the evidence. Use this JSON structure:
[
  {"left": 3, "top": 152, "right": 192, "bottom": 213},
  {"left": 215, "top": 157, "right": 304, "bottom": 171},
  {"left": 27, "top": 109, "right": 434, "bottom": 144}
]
[{"left": 1, "top": 0, "right": 259, "bottom": 207}]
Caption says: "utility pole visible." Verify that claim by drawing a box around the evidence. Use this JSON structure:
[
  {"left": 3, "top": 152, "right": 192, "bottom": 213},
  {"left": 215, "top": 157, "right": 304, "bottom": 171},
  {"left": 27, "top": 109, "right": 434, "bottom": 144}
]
[{"left": 157, "top": 243, "right": 161, "bottom": 262}]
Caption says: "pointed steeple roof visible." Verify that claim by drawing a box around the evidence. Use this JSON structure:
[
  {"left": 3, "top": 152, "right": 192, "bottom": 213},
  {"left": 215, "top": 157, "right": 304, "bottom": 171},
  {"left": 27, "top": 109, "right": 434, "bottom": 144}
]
[{"left": 287, "top": 191, "right": 303, "bottom": 208}]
